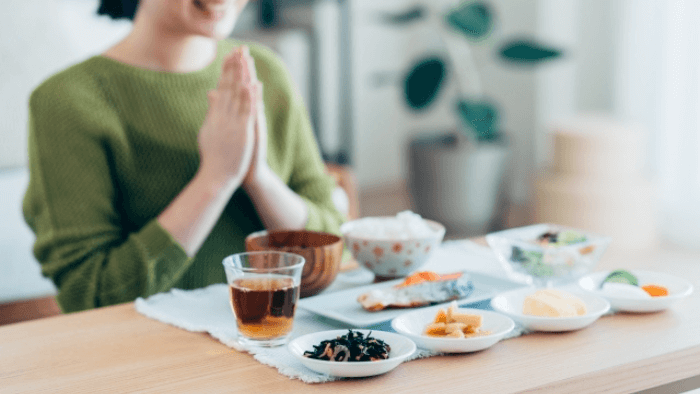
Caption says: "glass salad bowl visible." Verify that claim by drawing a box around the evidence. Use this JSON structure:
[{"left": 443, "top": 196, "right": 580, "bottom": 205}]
[{"left": 486, "top": 224, "right": 611, "bottom": 288}]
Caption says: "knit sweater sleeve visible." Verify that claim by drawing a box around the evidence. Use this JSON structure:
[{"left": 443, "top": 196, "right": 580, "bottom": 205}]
[
  {"left": 22, "top": 74, "right": 193, "bottom": 313},
  {"left": 290, "top": 100, "right": 347, "bottom": 234},
  {"left": 248, "top": 44, "right": 346, "bottom": 235}
]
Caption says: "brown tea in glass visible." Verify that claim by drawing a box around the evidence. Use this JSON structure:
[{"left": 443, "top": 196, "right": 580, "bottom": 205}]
[
  {"left": 229, "top": 277, "right": 300, "bottom": 340},
  {"left": 222, "top": 251, "right": 305, "bottom": 347}
]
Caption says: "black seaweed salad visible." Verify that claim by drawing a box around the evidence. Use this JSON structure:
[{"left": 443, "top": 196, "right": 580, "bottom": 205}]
[{"left": 303, "top": 330, "right": 391, "bottom": 362}]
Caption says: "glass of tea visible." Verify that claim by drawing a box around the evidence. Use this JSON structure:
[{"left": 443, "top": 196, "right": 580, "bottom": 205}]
[{"left": 222, "top": 252, "right": 305, "bottom": 348}]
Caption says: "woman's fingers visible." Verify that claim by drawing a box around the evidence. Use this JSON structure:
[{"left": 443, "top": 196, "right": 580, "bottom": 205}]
[
  {"left": 242, "top": 46, "right": 259, "bottom": 83},
  {"left": 239, "top": 52, "right": 251, "bottom": 86},
  {"left": 252, "top": 82, "right": 262, "bottom": 119},
  {"left": 218, "top": 52, "right": 238, "bottom": 90},
  {"left": 197, "top": 47, "right": 262, "bottom": 184},
  {"left": 222, "top": 51, "right": 245, "bottom": 113},
  {"left": 219, "top": 47, "right": 244, "bottom": 94},
  {"left": 211, "top": 46, "right": 257, "bottom": 131},
  {"left": 229, "top": 53, "right": 252, "bottom": 114},
  {"left": 241, "top": 86, "right": 256, "bottom": 166},
  {"left": 231, "top": 58, "right": 248, "bottom": 114},
  {"left": 238, "top": 84, "right": 253, "bottom": 119}
]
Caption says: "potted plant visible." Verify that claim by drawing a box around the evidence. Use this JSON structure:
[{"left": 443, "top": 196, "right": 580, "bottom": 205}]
[{"left": 403, "top": 1, "right": 562, "bottom": 236}]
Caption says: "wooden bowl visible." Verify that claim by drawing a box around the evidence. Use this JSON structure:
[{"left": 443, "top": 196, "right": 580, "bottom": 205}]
[{"left": 245, "top": 230, "right": 344, "bottom": 298}]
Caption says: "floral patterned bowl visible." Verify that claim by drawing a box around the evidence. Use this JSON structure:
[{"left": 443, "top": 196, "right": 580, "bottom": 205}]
[{"left": 340, "top": 217, "right": 446, "bottom": 279}]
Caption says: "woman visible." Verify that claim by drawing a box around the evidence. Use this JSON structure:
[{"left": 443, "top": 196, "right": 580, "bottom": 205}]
[{"left": 23, "top": 0, "right": 345, "bottom": 313}]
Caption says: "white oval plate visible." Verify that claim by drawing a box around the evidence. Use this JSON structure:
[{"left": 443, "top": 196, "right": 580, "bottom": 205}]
[
  {"left": 578, "top": 270, "right": 694, "bottom": 313},
  {"left": 490, "top": 287, "right": 610, "bottom": 332},
  {"left": 391, "top": 306, "right": 515, "bottom": 353},
  {"left": 288, "top": 330, "right": 416, "bottom": 378}
]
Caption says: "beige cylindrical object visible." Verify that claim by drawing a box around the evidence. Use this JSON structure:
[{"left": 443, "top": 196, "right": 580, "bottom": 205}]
[
  {"left": 535, "top": 115, "right": 657, "bottom": 252},
  {"left": 534, "top": 176, "right": 656, "bottom": 251},
  {"left": 550, "top": 117, "right": 645, "bottom": 178}
]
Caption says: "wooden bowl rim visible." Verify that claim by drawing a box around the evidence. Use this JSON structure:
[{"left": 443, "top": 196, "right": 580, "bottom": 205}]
[{"left": 245, "top": 229, "right": 343, "bottom": 249}]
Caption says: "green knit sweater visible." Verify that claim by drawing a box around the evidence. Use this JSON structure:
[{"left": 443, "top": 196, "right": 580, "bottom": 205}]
[{"left": 23, "top": 40, "right": 344, "bottom": 313}]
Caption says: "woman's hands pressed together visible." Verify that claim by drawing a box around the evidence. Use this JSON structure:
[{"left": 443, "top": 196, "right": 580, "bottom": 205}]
[
  {"left": 158, "top": 45, "right": 310, "bottom": 256},
  {"left": 232, "top": 46, "right": 312, "bottom": 231},
  {"left": 158, "top": 46, "right": 265, "bottom": 256},
  {"left": 197, "top": 46, "right": 259, "bottom": 188},
  {"left": 240, "top": 46, "right": 269, "bottom": 188}
]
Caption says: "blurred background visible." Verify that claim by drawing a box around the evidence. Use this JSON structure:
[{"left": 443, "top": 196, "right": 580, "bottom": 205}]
[{"left": 2, "top": 0, "right": 700, "bottom": 312}]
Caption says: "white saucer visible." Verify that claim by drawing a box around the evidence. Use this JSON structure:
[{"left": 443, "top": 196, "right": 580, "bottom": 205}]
[
  {"left": 391, "top": 306, "right": 514, "bottom": 353},
  {"left": 288, "top": 330, "right": 416, "bottom": 378},
  {"left": 490, "top": 287, "right": 610, "bottom": 332},
  {"left": 578, "top": 270, "right": 694, "bottom": 313}
]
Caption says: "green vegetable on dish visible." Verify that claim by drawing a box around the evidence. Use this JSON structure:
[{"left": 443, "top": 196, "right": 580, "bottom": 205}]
[{"left": 601, "top": 269, "right": 638, "bottom": 288}]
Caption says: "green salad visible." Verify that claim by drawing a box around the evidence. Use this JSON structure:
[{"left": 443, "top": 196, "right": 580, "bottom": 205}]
[
  {"left": 536, "top": 230, "right": 587, "bottom": 246},
  {"left": 510, "top": 230, "right": 588, "bottom": 278}
]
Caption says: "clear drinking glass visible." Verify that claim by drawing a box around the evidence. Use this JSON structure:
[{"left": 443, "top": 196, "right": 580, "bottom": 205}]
[{"left": 222, "top": 252, "right": 305, "bottom": 347}]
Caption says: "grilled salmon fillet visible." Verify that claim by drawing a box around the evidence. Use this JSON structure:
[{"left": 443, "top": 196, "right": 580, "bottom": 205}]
[{"left": 357, "top": 271, "right": 474, "bottom": 311}]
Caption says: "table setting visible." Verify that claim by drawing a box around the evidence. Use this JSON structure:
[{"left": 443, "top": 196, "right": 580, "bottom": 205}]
[
  {"left": 3, "top": 211, "right": 700, "bottom": 393},
  {"left": 132, "top": 211, "right": 695, "bottom": 384},
  {"left": 134, "top": 238, "right": 530, "bottom": 382}
]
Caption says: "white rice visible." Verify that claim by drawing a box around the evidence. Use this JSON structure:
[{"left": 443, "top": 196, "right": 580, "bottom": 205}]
[{"left": 346, "top": 211, "right": 438, "bottom": 239}]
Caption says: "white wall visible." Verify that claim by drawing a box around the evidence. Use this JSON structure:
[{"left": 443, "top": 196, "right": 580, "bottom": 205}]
[
  {"left": 616, "top": 0, "right": 700, "bottom": 248},
  {"left": 536, "top": 0, "right": 700, "bottom": 248},
  {"left": 536, "top": 0, "right": 630, "bottom": 170},
  {"left": 0, "top": 0, "right": 130, "bottom": 169}
]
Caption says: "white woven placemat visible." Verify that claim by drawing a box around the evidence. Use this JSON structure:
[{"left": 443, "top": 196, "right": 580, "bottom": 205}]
[{"left": 134, "top": 241, "right": 532, "bottom": 383}]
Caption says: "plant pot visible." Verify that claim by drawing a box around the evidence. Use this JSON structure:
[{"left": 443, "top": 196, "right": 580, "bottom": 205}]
[{"left": 408, "top": 133, "right": 509, "bottom": 237}]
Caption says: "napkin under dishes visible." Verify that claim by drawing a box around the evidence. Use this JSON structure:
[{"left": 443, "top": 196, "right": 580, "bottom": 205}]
[{"left": 134, "top": 241, "right": 532, "bottom": 383}]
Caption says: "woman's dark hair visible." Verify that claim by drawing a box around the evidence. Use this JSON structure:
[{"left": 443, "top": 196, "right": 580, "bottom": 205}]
[{"left": 97, "top": 0, "right": 140, "bottom": 20}]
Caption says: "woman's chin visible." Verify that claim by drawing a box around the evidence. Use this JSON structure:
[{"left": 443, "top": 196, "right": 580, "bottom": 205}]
[
  {"left": 187, "top": 25, "right": 232, "bottom": 40},
  {"left": 191, "top": 20, "right": 236, "bottom": 40}
]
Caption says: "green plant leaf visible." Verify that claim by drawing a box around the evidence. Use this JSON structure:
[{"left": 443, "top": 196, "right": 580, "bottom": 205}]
[
  {"left": 500, "top": 39, "right": 562, "bottom": 64},
  {"left": 445, "top": 1, "right": 493, "bottom": 40},
  {"left": 404, "top": 57, "right": 446, "bottom": 110},
  {"left": 381, "top": 6, "right": 425, "bottom": 25},
  {"left": 456, "top": 99, "right": 499, "bottom": 141}
]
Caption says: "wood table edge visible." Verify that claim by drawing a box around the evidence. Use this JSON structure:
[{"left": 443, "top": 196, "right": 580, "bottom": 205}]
[{"left": 524, "top": 344, "right": 700, "bottom": 393}]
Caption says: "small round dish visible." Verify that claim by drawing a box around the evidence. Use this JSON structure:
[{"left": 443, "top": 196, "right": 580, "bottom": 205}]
[
  {"left": 578, "top": 270, "right": 694, "bottom": 313},
  {"left": 287, "top": 330, "right": 416, "bottom": 378},
  {"left": 391, "top": 306, "right": 515, "bottom": 353},
  {"left": 490, "top": 287, "right": 610, "bottom": 332}
]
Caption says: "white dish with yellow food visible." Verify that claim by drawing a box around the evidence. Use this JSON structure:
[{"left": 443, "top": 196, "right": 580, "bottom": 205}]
[
  {"left": 391, "top": 302, "right": 515, "bottom": 353},
  {"left": 490, "top": 287, "right": 610, "bottom": 332}
]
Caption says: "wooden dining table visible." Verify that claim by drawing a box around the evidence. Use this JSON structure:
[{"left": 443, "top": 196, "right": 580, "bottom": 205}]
[{"left": 2, "top": 243, "right": 700, "bottom": 394}]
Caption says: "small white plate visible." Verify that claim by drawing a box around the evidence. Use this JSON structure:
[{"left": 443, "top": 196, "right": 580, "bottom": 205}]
[
  {"left": 490, "top": 287, "right": 610, "bottom": 332},
  {"left": 288, "top": 330, "right": 416, "bottom": 378},
  {"left": 578, "top": 270, "right": 694, "bottom": 313},
  {"left": 391, "top": 306, "right": 515, "bottom": 353}
]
